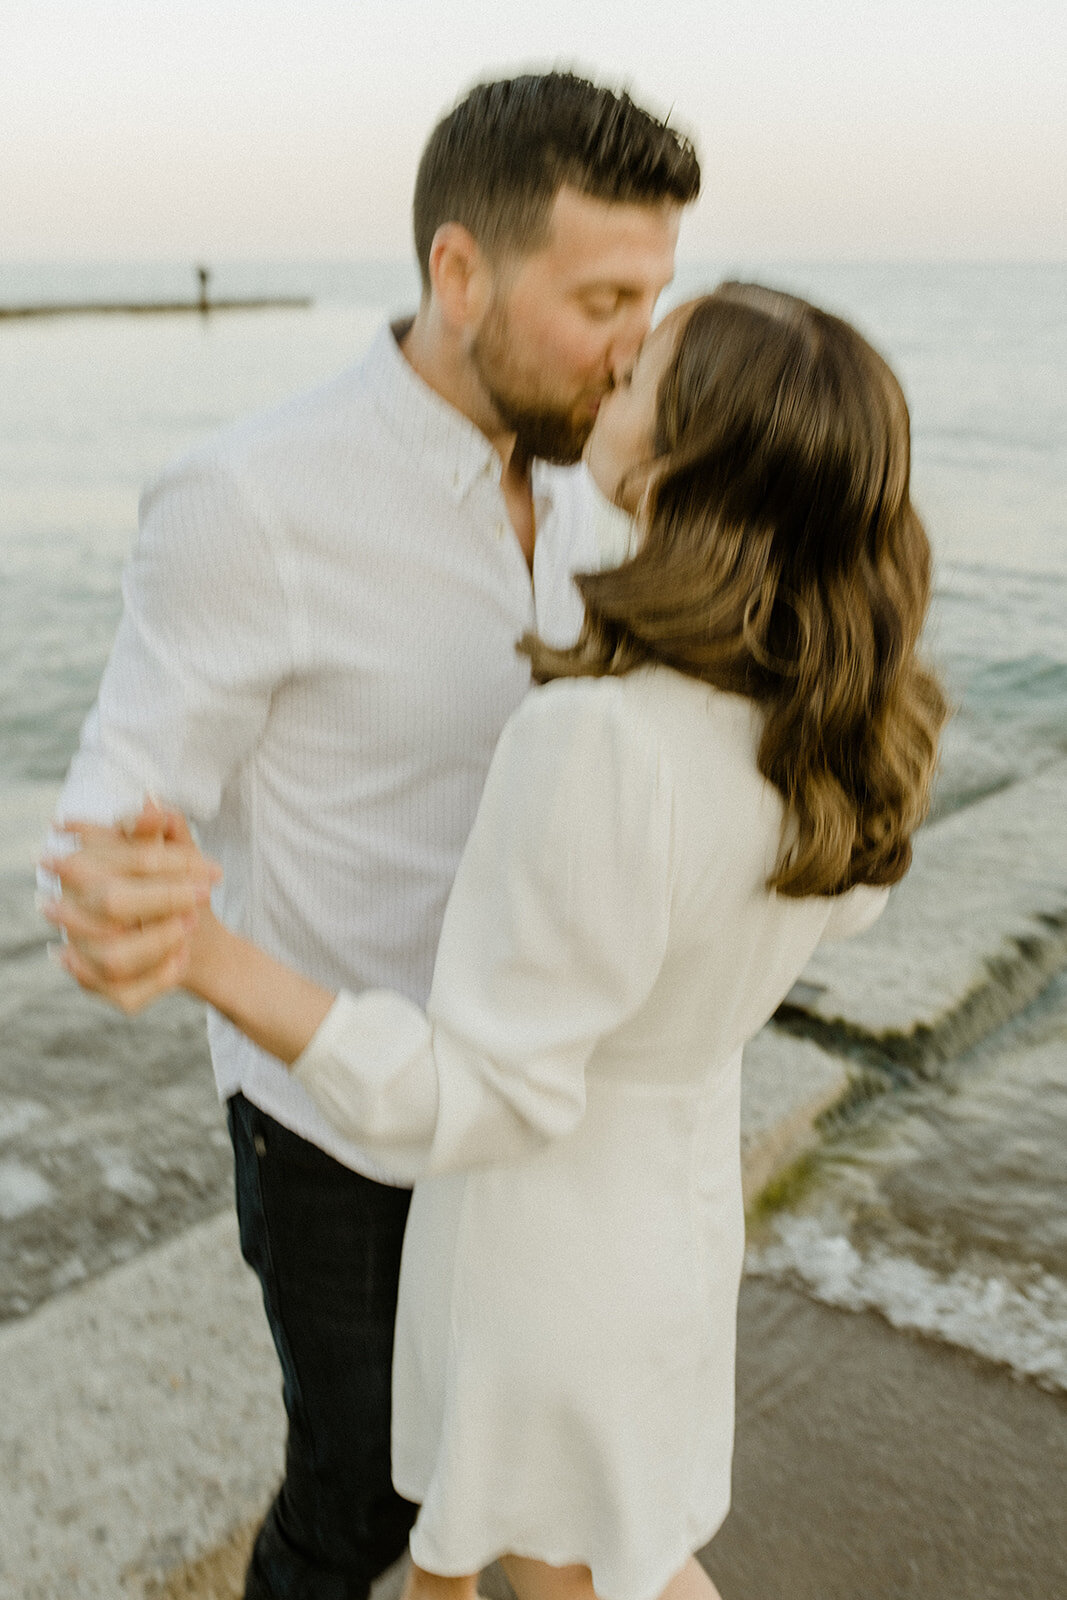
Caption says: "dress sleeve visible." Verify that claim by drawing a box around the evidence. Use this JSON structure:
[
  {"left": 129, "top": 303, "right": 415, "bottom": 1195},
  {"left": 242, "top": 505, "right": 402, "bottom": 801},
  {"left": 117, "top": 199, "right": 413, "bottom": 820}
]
[{"left": 292, "top": 681, "right": 674, "bottom": 1180}]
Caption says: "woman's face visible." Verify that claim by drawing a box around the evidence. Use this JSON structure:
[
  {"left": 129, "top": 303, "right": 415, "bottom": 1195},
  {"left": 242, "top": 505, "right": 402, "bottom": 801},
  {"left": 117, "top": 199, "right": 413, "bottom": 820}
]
[{"left": 584, "top": 305, "right": 685, "bottom": 514}]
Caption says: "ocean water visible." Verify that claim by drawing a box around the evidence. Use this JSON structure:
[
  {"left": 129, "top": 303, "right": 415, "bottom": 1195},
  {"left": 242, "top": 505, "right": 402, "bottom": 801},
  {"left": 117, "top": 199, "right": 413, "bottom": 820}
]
[
  {"left": 1, "top": 262, "right": 1065, "bottom": 1377},
  {"left": 748, "top": 973, "right": 1067, "bottom": 1392}
]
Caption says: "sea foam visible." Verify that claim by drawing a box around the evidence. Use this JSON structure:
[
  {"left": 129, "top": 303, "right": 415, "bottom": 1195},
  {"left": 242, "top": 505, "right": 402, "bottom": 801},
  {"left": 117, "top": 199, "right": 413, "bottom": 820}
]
[{"left": 748, "top": 1214, "right": 1067, "bottom": 1393}]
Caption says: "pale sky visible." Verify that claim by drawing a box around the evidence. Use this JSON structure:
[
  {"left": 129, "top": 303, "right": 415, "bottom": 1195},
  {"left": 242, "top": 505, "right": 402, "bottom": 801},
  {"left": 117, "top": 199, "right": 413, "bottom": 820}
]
[{"left": 3, "top": 0, "right": 1064, "bottom": 262}]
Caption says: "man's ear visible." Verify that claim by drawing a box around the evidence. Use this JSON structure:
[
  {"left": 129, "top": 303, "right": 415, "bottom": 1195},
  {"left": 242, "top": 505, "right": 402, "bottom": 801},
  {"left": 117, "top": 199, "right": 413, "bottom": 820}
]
[{"left": 427, "top": 223, "right": 493, "bottom": 331}]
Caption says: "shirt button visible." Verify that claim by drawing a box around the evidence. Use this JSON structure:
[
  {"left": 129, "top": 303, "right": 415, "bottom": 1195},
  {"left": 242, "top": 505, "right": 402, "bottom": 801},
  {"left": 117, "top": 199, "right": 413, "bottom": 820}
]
[{"left": 495, "top": 522, "right": 507, "bottom": 541}]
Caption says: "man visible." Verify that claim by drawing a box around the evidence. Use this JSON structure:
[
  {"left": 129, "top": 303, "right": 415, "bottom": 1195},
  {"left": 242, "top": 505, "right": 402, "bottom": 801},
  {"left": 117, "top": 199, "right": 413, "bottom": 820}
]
[{"left": 47, "top": 73, "right": 699, "bottom": 1600}]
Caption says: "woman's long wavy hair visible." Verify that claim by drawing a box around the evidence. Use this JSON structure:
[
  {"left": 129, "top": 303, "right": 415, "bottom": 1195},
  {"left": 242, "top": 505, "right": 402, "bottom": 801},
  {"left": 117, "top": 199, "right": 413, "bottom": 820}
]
[{"left": 524, "top": 283, "right": 949, "bottom": 898}]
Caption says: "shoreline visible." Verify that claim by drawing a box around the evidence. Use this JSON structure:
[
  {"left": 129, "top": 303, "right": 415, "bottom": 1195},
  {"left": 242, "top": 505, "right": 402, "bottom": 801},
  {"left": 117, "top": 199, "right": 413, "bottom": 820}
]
[
  {"left": 0, "top": 1027, "right": 840, "bottom": 1600},
  {"left": 6, "top": 1005, "right": 1062, "bottom": 1599},
  {"left": 5, "top": 757, "right": 1067, "bottom": 1593}
]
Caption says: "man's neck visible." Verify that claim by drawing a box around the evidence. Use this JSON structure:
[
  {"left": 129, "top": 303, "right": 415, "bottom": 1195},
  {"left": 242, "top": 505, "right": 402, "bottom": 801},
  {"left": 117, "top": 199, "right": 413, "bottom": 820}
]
[{"left": 399, "top": 309, "right": 535, "bottom": 568}]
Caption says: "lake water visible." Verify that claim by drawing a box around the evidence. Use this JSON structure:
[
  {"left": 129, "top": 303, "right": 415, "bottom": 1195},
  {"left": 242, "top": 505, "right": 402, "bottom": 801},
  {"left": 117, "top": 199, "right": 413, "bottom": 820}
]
[{"left": 1, "top": 261, "right": 1065, "bottom": 1385}]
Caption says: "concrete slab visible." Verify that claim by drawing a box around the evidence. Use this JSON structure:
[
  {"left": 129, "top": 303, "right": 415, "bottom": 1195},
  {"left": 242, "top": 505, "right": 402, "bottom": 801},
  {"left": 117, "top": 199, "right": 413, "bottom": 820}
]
[
  {"left": 0, "top": 1211, "right": 282, "bottom": 1599},
  {"left": 782, "top": 759, "right": 1067, "bottom": 1069},
  {"left": 740, "top": 1029, "right": 848, "bottom": 1206}
]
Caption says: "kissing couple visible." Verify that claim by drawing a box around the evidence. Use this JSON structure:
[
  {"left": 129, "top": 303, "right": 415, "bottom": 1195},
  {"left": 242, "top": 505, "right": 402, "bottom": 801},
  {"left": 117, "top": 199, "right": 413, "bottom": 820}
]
[{"left": 42, "top": 70, "right": 946, "bottom": 1600}]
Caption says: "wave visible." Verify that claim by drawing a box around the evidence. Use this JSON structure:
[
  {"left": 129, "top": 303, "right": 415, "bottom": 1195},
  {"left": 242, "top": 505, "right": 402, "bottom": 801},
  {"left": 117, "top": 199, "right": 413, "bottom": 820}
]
[{"left": 747, "top": 1215, "right": 1067, "bottom": 1394}]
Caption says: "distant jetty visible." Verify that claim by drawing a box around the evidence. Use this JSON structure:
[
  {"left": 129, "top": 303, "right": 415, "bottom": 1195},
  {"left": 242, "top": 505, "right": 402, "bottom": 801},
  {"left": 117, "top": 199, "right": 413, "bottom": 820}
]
[
  {"left": 0, "top": 296, "right": 312, "bottom": 321},
  {"left": 0, "top": 264, "right": 311, "bottom": 321}
]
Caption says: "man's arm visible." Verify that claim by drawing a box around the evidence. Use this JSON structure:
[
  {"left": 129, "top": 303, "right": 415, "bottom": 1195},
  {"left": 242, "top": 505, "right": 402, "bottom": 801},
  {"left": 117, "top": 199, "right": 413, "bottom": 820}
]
[{"left": 43, "top": 454, "right": 296, "bottom": 983}]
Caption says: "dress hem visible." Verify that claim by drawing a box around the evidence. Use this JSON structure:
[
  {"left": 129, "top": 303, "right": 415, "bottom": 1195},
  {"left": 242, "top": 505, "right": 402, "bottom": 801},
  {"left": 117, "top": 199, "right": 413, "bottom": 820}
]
[{"left": 397, "top": 1482, "right": 731, "bottom": 1600}]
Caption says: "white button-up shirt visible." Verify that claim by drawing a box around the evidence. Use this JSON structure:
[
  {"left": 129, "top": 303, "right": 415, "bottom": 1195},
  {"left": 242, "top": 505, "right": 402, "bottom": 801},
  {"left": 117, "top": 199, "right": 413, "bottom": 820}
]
[{"left": 55, "top": 321, "right": 599, "bottom": 1180}]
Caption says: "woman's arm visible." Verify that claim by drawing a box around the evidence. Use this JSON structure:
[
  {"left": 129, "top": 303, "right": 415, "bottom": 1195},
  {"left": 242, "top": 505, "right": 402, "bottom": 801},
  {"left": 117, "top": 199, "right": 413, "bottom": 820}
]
[{"left": 181, "top": 913, "right": 335, "bottom": 1064}]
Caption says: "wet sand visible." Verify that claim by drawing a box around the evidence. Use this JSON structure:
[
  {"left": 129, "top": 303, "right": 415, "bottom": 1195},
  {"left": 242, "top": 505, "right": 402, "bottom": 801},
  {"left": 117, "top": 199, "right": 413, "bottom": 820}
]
[
  {"left": 154, "top": 1270, "right": 1067, "bottom": 1600},
  {"left": 700, "top": 1279, "right": 1067, "bottom": 1600},
  {"left": 150, "top": 1278, "right": 1067, "bottom": 1600}
]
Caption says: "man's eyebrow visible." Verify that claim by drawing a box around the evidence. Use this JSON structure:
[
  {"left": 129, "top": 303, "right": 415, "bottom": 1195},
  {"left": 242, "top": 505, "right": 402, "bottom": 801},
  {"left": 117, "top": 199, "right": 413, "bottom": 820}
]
[
  {"left": 574, "top": 282, "right": 644, "bottom": 302},
  {"left": 576, "top": 269, "right": 675, "bottom": 295}
]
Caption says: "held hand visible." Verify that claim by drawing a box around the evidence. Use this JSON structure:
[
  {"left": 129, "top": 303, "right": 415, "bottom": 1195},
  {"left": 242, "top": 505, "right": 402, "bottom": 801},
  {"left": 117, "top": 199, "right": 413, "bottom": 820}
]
[{"left": 38, "top": 799, "right": 222, "bottom": 1014}]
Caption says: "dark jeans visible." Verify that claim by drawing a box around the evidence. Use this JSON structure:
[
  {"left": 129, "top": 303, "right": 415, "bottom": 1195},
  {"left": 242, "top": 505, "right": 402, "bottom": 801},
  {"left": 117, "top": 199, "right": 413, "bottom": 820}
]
[{"left": 227, "top": 1093, "right": 418, "bottom": 1600}]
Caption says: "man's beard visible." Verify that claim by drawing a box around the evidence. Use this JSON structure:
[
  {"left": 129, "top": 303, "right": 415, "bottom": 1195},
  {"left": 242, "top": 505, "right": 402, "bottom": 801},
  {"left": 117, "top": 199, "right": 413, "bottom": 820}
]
[{"left": 470, "top": 306, "right": 599, "bottom": 466}]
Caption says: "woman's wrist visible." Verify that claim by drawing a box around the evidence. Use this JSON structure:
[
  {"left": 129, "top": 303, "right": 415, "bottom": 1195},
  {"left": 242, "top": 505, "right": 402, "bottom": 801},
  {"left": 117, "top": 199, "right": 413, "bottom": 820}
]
[
  {"left": 180, "top": 909, "right": 336, "bottom": 1067},
  {"left": 181, "top": 909, "right": 237, "bottom": 1008}
]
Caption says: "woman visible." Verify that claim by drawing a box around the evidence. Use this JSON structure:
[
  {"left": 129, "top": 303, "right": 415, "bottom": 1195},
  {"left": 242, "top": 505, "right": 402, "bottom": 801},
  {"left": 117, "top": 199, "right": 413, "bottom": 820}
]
[{"left": 45, "top": 284, "right": 947, "bottom": 1600}]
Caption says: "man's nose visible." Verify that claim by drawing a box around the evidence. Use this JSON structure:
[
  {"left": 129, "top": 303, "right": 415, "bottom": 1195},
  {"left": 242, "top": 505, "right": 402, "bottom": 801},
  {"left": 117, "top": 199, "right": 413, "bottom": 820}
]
[{"left": 607, "top": 302, "right": 655, "bottom": 383}]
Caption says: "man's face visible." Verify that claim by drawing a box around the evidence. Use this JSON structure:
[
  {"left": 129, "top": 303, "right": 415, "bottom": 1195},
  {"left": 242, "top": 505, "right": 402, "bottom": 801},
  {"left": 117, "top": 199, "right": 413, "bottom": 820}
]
[{"left": 469, "top": 185, "right": 681, "bottom": 464}]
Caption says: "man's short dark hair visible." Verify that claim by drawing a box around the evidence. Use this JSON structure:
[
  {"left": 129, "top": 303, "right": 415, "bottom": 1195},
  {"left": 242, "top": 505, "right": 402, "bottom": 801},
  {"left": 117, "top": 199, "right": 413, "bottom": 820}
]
[{"left": 413, "top": 72, "right": 701, "bottom": 292}]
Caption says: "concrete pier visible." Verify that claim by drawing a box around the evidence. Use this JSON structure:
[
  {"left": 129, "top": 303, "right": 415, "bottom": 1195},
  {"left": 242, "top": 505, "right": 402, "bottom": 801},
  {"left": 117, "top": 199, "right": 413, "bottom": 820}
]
[{"left": 0, "top": 296, "right": 311, "bottom": 321}]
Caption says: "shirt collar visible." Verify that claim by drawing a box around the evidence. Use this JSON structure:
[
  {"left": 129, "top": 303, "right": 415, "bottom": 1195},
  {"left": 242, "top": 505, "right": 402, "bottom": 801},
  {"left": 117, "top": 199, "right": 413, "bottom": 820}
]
[
  {"left": 362, "top": 319, "right": 499, "bottom": 503},
  {"left": 363, "top": 319, "right": 566, "bottom": 516}
]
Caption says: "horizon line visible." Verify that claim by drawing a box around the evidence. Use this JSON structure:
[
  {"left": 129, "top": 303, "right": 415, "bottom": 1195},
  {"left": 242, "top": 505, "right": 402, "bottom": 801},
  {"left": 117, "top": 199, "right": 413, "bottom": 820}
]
[{"left": 1, "top": 253, "right": 1064, "bottom": 269}]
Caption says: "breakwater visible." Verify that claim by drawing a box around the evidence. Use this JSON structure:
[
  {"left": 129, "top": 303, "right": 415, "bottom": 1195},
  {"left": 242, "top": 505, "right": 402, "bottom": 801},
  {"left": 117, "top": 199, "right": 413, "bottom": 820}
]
[{"left": 0, "top": 295, "right": 311, "bottom": 320}]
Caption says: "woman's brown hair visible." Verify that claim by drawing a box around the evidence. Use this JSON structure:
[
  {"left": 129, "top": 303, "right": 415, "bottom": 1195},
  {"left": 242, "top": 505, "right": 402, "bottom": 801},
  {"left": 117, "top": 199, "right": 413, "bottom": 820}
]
[{"left": 524, "top": 282, "right": 949, "bottom": 898}]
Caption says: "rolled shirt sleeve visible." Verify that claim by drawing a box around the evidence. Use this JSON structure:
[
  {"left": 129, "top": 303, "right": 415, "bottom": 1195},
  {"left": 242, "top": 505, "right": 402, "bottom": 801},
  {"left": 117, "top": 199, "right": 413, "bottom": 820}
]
[{"left": 293, "top": 680, "right": 674, "bottom": 1181}]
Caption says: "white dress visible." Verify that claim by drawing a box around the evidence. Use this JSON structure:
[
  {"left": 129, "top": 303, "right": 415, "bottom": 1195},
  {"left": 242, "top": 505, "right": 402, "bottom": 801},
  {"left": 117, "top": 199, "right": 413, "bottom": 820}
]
[{"left": 293, "top": 666, "right": 886, "bottom": 1600}]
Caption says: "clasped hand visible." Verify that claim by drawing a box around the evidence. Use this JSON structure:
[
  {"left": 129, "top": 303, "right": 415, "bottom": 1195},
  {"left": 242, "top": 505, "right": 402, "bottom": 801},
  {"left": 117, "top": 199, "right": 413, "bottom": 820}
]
[{"left": 38, "top": 800, "right": 222, "bottom": 1014}]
